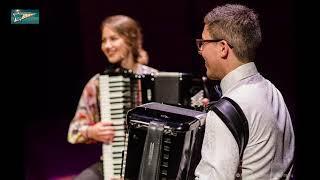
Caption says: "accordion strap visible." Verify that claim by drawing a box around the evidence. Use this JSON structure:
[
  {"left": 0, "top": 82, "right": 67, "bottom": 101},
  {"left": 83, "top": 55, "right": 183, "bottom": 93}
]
[
  {"left": 138, "top": 121, "right": 165, "bottom": 180},
  {"left": 207, "top": 97, "right": 249, "bottom": 180}
]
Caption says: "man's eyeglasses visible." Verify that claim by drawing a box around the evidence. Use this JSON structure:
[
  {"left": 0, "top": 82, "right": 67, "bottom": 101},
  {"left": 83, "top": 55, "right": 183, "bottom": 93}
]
[{"left": 196, "top": 39, "right": 233, "bottom": 51}]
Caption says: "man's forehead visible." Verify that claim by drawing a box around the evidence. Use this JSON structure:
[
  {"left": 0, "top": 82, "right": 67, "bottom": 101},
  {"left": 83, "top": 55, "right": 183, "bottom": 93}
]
[{"left": 202, "top": 25, "right": 210, "bottom": 37}]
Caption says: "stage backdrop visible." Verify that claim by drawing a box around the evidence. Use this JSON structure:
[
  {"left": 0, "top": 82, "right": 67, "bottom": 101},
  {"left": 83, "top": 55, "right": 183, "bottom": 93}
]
[{"left": 7, "top": 0, "right": 297, "bottom": 179}]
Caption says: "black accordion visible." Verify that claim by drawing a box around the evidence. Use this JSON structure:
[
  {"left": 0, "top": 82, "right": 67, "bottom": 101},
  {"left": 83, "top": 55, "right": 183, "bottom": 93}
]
[
  {"left": 146, "top": 72, "right": 205, "bottom": 107},
  {"left": 99, "top": 68, "right": 206, "bottom": 179},
  {"left": 124, "top": 102, "right": 206, "bottom": 180}
]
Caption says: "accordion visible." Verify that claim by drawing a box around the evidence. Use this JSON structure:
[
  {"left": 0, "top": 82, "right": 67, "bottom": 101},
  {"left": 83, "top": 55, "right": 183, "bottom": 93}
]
[
  {"left": 99, "top": 69, "right": 150, "bottom": 179},
  {"left": 124, "top": 102, "right": 206, "bottom": 180},
  {"left": 149, "top": 72, "right": 205, "bottom": 107},
  {"left": 98, "top": 68, "right": 207, "bottom": 179}
]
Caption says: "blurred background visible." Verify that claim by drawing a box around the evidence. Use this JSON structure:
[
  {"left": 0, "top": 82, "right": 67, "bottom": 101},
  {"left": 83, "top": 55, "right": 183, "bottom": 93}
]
[{"left": 5, "top": 0, "right": 298, "bottom": 179}]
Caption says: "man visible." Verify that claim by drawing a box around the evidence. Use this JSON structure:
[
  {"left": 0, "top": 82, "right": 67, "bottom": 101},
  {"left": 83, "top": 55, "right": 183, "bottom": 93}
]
[{"left": 195, "top": 4, "right": 295, "bottom": 179}]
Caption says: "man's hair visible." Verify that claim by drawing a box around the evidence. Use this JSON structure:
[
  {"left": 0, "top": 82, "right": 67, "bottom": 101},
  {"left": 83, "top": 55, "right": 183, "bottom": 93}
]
[
  {"left": 204, "top": 4, "right": 262, "bottom": 62},
  {"left": 101, "top": 15, "right": 148, "bottom": 64}
]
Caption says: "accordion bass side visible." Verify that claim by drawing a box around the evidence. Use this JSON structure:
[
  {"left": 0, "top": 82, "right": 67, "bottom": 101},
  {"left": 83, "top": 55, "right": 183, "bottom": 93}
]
[{"left": 124, "top": 102, "right": 206, "bottom": 180}]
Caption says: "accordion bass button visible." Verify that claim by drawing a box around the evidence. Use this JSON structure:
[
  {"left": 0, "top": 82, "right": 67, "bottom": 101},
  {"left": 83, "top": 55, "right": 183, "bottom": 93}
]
[
  {"left": 163, "top": 145, "right": 170, "bottom": 151},
  {"left": 161, "top": 169, "right": 168, "bottom": 176},
  {"left": 163, "top": 153, "right": 169, "bottom": 160},
  {"left": 161, "top": 161, "right": 169, "bottom": 168},
  {"left": 163, "top": 138, "right": 171, "bottom": 144}
]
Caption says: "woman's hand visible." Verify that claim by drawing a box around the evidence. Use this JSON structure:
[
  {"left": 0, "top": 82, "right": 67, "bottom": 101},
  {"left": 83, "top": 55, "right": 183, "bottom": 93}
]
[{"left": 87, "top": 121, "right": 115, "bottom": 143}]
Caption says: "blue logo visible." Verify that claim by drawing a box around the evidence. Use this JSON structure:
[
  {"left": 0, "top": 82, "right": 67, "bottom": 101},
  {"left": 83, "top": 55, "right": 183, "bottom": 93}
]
[{"left": 11, "top": 9, "right": 39, "bottom": 24}]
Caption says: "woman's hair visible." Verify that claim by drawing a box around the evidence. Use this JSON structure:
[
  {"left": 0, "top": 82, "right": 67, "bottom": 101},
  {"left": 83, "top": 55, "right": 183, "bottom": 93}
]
[{"left": 101, "top": 15, "right": 148, "bottom": 64}]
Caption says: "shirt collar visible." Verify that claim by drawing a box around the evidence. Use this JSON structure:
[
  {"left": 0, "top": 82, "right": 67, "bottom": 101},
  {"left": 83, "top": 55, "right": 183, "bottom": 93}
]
[{"left": 220, "top": 62, "right": 259, "bottom": 95}]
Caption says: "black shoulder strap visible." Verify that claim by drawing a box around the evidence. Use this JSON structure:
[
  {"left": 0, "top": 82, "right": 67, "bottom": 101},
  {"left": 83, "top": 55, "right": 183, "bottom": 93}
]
[{"left": 207, "top": 97, "right": 249, "bottom": 179}]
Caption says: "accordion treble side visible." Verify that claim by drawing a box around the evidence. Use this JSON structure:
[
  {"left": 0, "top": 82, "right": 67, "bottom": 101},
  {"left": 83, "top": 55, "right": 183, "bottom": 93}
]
[{"left": 124, "top": 102, "right": 206, "bottom": 180}]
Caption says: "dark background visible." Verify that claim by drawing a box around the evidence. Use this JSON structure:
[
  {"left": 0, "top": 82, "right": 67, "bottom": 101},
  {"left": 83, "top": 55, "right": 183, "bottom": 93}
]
[{"left": 5, "top": 0, "right": 299, "bottom": 179}]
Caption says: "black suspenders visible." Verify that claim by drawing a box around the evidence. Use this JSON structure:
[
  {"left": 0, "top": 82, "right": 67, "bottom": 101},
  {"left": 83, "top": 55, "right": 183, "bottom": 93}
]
[{"left": 207, "top": 97, "right": 249, "bottom": 180}]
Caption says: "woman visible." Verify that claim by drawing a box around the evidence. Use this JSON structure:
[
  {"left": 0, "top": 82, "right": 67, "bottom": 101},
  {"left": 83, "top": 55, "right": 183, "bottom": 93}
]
[{"left": 68, "top": 15, "right": 157, "bottom": 180}]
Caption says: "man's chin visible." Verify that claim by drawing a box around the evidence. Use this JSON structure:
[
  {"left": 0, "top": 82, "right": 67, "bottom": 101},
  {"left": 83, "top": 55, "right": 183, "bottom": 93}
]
[
  {"left": 206, "top": 72, "right": 218, "bottom": 80},
  {"left": 206, "top": 71, "right": 212, "bottom": 79}
]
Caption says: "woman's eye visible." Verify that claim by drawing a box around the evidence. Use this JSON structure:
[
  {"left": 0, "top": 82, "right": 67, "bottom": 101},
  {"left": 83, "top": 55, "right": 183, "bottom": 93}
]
[{"left": 110, "top": 37, "right": 118, "bottom": 41}]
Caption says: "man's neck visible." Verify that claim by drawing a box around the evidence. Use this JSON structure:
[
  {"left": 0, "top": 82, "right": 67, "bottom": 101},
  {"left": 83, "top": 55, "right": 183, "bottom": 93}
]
[{"left": 222, "top": 57, "right": 247, "bottom": 78}]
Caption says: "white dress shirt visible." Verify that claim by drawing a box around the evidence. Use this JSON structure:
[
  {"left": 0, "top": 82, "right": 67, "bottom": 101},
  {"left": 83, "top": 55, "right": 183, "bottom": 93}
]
[{"left": 195, "top": 62, "right": 295, "bottom": 180}]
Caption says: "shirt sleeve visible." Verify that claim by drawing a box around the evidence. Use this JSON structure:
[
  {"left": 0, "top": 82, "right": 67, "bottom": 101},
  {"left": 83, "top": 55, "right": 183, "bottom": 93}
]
[
  {"left": 67, "top": 75, "right": 100, "bottom": 144},
  {"left": 195, "top": 111, "right": 240, "bottom": 180}
]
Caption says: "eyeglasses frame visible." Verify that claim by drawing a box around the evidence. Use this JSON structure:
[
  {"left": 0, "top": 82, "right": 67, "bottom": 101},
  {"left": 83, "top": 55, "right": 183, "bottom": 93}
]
[{"left": 196, "top": 38, "right": 234, "bottom": 52}]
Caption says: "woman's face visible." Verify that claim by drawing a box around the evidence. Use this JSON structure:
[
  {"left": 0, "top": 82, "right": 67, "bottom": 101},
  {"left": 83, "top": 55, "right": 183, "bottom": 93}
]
[{"left": 101, "top": 26, "right": 130, "bottom": 64}]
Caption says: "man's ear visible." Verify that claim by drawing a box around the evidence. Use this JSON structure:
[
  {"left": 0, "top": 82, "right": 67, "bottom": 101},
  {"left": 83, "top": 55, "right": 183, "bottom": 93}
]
[{"left": 219, "top": 40, "right": 229, "bottom": 59}]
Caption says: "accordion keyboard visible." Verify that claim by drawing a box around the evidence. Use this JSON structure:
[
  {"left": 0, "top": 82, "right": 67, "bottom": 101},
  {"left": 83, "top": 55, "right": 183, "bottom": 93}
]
[{"left": 99, "top": 74, "right": 130, "bottom": 179}]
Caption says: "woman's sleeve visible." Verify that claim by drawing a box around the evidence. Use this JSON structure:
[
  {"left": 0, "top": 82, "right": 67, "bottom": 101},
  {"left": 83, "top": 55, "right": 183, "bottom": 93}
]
[{"left": 67, "top": 75, "right": 100, "bottom": 144}]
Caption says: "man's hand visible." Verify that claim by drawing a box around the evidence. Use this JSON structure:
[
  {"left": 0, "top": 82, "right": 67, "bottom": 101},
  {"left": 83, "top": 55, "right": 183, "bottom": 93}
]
[{"left": 201, "top": 98, "right": 210, "bottom": 107}]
